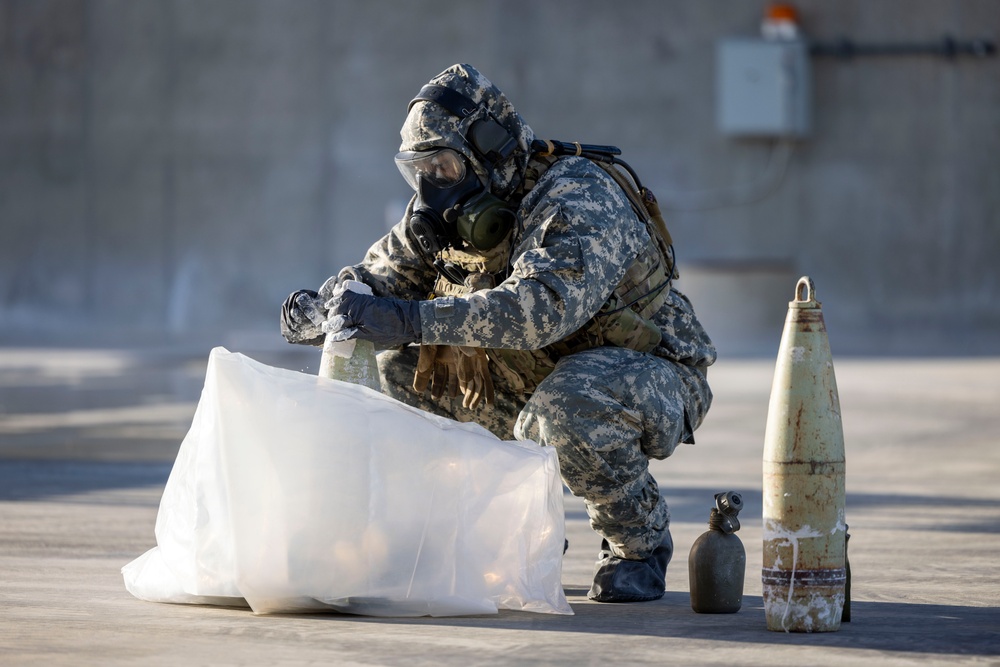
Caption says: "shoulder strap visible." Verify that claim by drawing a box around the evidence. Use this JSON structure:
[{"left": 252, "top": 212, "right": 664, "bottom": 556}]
[{"left": 594, "top": 161, "right": 674, "bottom": 251}]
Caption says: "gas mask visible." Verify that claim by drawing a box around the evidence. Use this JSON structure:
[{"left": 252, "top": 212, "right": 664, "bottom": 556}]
[{"left": 395, "top": 147, "right": 515, "bottom": 255}]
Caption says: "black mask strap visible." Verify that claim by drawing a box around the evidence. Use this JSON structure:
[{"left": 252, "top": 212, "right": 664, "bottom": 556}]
[{"left": 409, "top": 85, "right": 478, "bottom": 119}]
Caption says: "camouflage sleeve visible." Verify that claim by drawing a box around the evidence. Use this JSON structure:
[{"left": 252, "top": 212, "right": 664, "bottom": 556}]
[
  {"left": 418, "top": 157, "right": 648, "bottom": 349},
  {"left": 337, "top": 198, "right": 437, "bottom": 301}
]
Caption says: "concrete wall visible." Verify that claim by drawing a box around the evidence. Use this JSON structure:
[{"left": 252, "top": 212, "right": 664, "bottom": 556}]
[{"left": 2, "top": 0, "right": 998, "bottom": 355}]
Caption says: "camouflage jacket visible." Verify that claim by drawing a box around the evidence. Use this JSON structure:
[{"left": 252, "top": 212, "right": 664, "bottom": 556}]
[
  {"left": 343, "top": 154, "right": 716, "bottom": 390},
  {"left": 340, "top": 63, "right": 715, "bottom": 394}
]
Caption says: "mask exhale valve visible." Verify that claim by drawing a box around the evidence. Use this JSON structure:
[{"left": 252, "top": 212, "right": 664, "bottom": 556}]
[{"left": 397, "top": 148, "right": 514, "bottom": 252}]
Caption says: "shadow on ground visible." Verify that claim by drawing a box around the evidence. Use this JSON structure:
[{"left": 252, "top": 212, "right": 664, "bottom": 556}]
[
  {"left": 4, "top": 460, "right": 998, "bottom": 658},
  {"left": 260, "top": 593, "right": 1000, "bottom": 657},
  {"left": 0, "top": 460, "right": 171, "bottom": 502},
  {"left": 4, "top": 462, "right": 1000, "bottom": 537},
  {"left": 579, "top": 486, "right": 1000, "bottom": 535}
]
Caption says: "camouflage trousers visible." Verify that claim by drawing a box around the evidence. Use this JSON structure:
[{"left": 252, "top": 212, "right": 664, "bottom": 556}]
[{"left": 378, "top": 345, "right": 712, "bottom": 561}]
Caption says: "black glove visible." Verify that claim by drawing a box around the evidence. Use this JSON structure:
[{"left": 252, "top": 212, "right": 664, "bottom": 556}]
[
  {"left": 280, "top": 289, "right": 325, "bottom": 346},
  {"left": 324, "top": 289, "right": 421, "bottom": 348}
]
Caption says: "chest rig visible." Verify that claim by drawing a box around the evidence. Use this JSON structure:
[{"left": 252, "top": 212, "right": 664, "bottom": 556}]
[{"left": 429, "top": 144, "right": 677, "bottom": 395}]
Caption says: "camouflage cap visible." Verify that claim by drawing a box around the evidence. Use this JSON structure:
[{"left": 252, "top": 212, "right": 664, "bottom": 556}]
[{"left": 399, "top": 64, "right": 535, "bottom": 199}]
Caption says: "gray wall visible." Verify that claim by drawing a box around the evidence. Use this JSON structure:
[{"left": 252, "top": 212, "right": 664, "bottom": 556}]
[{"left": 2, "top": 0, "right": 998, "bottom": 356}]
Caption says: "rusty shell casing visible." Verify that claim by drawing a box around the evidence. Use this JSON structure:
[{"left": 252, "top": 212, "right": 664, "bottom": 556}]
[{"left": 762, "top": 277, "right": 846, "bottom": 633}]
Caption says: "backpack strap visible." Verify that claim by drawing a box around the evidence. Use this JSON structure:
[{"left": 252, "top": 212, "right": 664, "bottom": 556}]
[{"left": 594, "top": 161, "right": 675, "bottom": 262}]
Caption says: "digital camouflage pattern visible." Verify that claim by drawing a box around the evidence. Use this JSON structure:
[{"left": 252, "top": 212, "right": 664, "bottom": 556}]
[
  {"left": 400, "top": 64, "right": 535, "bottom": 200},
  {"left": 516, "top": 348, "right": 709, "bottom": 559},
  {"left": 334, "top": 64, "right": 717, "bottom": 561},
  {"left": 378, "top": 344, "right": 710, "bottom": 559}
]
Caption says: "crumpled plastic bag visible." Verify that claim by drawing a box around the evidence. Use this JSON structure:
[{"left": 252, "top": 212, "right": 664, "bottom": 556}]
[{"left": 122, "top": 347, "right": 571, "bottom": 617}]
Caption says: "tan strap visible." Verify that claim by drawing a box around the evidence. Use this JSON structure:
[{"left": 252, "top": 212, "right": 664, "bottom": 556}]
[
  {"left": 641, "top": 187, "right": 674, "bottom": 248},
  {"left": 595, "top": 162, "right": 675, "bottom": 256}
]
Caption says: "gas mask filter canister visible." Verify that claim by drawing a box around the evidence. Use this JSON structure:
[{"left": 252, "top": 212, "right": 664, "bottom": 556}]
[{"left": 396, "top": 148, "right": 514, "bottom": 252}]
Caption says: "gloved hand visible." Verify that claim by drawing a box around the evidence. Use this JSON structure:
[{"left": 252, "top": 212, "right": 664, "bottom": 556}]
[
  {"left": 323, "top": 287, "right": 421, "bottom": 348},
  {"left": 413, "top": 345, "right": 495, "bottom": 409},
  {"left": 317, "top": 273, "right": 344, "bottom": 302},
  {"left": 454, "top": 346, "right": 496, "bottom": 408},
  {"left": 280, "top": 289, "right": 326, "bottom": 346}
]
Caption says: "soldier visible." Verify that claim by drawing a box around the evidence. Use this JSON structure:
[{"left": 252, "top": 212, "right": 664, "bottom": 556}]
[{"left": 280, "top": 64, "right": 716, "bottom": 603}]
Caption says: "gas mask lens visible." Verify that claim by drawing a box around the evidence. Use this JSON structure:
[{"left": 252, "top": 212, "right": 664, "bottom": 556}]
[{"left": 395, "top": 148, "right": 466, "bottom": 191}]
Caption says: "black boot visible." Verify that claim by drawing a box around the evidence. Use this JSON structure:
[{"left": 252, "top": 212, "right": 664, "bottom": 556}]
[{"left": 587, "top": 531, "right": 673, "bottom": 603}]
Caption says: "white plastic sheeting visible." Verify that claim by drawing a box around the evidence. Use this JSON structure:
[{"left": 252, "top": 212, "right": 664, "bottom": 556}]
[{"left": 122, "top": 348, "right": 571, "bottom": 617}]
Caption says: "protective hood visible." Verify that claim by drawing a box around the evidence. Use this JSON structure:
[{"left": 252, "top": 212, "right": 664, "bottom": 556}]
[{"left": 400, "top": 64, "right": 535, "bottom": 200}]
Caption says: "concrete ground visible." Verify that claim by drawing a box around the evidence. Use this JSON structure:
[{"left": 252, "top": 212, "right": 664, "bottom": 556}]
[{"left": 1, "top": 343, "right": 998, "bottom": 666}]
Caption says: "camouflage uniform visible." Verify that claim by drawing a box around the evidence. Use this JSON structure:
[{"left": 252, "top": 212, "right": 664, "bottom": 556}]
[{"left": 339, "top": 64, "right": 715, "bottom": 562}]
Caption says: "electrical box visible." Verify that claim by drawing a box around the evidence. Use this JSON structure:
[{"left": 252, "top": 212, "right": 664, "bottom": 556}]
[{"left": 716, "top": 38, "right": 811, "bottom": 138}]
